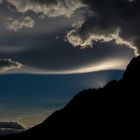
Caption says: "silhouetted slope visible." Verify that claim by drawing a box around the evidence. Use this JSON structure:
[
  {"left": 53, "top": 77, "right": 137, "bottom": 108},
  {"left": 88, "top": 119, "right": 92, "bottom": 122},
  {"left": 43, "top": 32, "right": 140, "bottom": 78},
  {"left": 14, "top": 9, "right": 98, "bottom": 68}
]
[{"left": 1, "top": 56, "right": 140, "bottom": 139}]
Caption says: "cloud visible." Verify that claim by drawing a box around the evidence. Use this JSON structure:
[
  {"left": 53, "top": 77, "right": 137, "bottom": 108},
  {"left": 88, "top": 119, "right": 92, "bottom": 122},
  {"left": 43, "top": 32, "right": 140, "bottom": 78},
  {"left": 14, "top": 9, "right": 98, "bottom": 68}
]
[
  {"left": 0, "top": 121, "right": 24, "bottom": 129},
  {"left": 31, "top": 58, "right": 128, "bottom": 74},
  {"left": 66, "top": 28, "right": 138, "bottom": 56},
  {"left": 6, "top": 0, "right": 86, "bottom": 18},
  {"left": 0, "top": 0, "right": 136, "bottom": 74},
  {"left": 66, "top": 0, "right": 140, "bottom": 56},
  {"left": 0, "top": 121, "right": 25, "bottom": 136},
  {"left": 0, "top": 28, "right": 134, "bottom": 74},
  {"left": 0, "top": 59, "right": 23, "bottom": 72},
  {"left": 6, "top": 16, "right": 35, "bottom": 32},
  {"left": 2, "top": 0, "right": 140, "bottom": 58}
]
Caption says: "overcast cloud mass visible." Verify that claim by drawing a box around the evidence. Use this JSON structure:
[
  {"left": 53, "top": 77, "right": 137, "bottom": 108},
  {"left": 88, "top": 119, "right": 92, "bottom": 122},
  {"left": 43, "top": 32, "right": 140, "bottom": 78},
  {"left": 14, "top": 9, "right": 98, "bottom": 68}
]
[
  {"left": 67, "top": 0, "right": 140, "bottom": 56},
  {"left": 0, "top": 0, "right": 139, "bottom": 74}
]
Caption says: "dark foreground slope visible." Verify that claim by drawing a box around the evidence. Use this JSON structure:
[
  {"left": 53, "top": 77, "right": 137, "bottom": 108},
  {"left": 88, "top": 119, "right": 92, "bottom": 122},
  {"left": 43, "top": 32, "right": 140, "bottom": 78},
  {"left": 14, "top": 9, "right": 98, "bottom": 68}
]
[{"left": 1, "top": 56, "right": 140, "bottom": 139}]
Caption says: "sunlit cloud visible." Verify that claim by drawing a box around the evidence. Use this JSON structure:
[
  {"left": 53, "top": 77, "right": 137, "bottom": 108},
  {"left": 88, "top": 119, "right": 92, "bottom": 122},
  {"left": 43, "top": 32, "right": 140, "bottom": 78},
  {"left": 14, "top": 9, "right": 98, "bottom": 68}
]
[
  {"left": 6, "top": 0, "right": 86, "bottom": 18},
  {"left": 6, "top": 16, "right": 35, "bottom": 32},
  {"left": 66, "top": 27, "right": 139, "bottom": 56},
  {"left": 65, "top": 0, "right": 140, "bottom": 57},
  {"left": 0, "top": 59, "right": 23, "bottom": 72}
]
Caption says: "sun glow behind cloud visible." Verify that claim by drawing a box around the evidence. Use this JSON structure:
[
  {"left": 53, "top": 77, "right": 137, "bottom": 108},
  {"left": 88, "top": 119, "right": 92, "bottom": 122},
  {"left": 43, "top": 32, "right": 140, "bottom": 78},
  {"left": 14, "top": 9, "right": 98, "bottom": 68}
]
[
  {"left": 54, "top": 58, "right": 128, "bottom": 74},
  {"left": 15, "top": 58, "right": 128, "bottom": 75}
]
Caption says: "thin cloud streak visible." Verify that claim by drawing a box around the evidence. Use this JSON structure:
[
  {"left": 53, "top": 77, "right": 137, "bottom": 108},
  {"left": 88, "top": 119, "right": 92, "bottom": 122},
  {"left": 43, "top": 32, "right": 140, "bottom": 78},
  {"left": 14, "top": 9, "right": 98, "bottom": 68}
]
[{"left": 8, "top": 58, "right": 128, "bottom": 75}]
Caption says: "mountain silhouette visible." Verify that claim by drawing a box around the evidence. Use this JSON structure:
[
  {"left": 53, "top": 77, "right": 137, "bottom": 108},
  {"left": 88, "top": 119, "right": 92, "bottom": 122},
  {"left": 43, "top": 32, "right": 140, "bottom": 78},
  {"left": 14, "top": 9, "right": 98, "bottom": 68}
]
[{"left": 1, "top": 55, "right": 140, "bottom": 139}]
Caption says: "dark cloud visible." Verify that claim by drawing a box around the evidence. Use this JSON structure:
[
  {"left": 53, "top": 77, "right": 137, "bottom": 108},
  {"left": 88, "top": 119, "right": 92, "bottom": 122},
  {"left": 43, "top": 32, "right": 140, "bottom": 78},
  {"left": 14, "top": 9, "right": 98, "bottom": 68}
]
[
  {"left": 0, "top": 59, "right": 22, "bottom": 72},
  {"left": 67, "top": 0, "right": 140, "bottom": 56},
  {"left": 0, "top": 121, "right": 25, "bottom": 136},
  {"left": 0, "top": 121, "right": 24, "bottom": 129},
  {"left": 0, "top": 0, "right": 137, "bottom": 74}
]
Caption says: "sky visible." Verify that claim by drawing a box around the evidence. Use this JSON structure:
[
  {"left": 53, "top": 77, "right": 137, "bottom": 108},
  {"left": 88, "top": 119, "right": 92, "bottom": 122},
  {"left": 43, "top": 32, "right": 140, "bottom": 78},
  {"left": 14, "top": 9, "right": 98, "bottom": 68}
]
[{"left": 0, "top": 0, "right": 139, "bottom": 128}]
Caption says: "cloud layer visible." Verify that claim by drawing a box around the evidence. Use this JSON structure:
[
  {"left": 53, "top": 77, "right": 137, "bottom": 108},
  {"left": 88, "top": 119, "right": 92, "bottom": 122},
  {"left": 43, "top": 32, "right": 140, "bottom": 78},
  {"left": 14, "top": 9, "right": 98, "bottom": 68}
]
[{"left": 0, "top": 59, "right": 22, "bottom": 72}]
